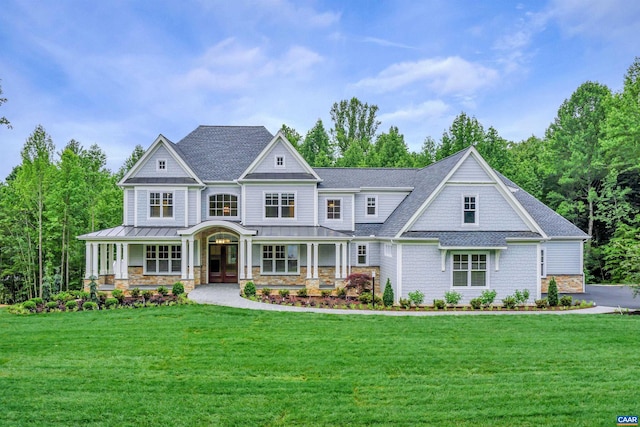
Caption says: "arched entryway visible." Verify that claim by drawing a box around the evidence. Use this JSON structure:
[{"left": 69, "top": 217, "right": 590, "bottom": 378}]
[{"left": 208, "top": 232, "right": 238, "bottom": 283}]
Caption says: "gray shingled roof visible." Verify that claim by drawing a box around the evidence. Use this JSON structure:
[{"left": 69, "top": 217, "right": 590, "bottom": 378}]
[
  {"left": 251, "top": 226, "right": 351, "bottom": 238},
  {"left": 315, "top": 167, "right": 417, "bottom": 188},
  {"left": 377, "top": 149, "right": 469, "bottom": 237},
  {"left": 400, "top": 231, "right": 542, "bottom": 247},
  {"left": 174, "top": 126, "right": 274, "bottom": 182},
  {"left": 243, "top": 173, "right": 317, "bottom": 180},
  {"left": 123, "top": 177, "right": 198, "bottom": 184},
  {"left": 496, "top": 173, "right": 589, "bottom": 238}
]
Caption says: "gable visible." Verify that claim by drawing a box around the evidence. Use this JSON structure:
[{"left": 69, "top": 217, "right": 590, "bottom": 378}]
[
  {"left": 130, "top": 145, "right": 191, "bottom": 179},
  {"left": 449, "top": 155, "right": 494, "bottom": 183},
  {"left": 252, "top": 139, "right": 308, "bottom": 174}
]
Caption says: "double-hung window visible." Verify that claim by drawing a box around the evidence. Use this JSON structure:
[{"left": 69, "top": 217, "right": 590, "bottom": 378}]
[
  {"left": 265, "top": 193, "right": 295, "bottom": 218},
  {"left": 327, "top": 199, "right": 341, "bottom": 220},
  {"left": 149, "top": 192, "right": 173, "bottom": 218},
  {"left": 262, "top": 244, "right": 299, "bottom": 274},
  {"left": 540, "top": 248, "right": 546, "bottom": 278},
  {"left": 366, "top": 196, "right": 377, "bottom": 216},
  {"left": 145, "top": 244, "right": 181, "bottom": 274},
  {"left": 209, "top": 194, "right": 238, "bottom": 217},
  {"left": 357, "top": 244, "right": 368, "bottom": 265},
  {"left": 453, "top": 253, "right": 487, "bottom": 287},
  {"left": 463, "top": 196, "right": 477, "bottom": 224}
]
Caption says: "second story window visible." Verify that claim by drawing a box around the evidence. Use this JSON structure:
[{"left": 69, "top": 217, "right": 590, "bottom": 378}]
[
  {"left": 149, "top": 192, "right": 173, "bottom": 218},
  {"left": 157, "top": 159, "right": 166, "bottom": 171},
  {"left": 275, "top": 155, "right": 285, "bottom": 168},
  {"left": 327, "top": 199, "right": 341, "bottom": 220},
  {"left": 209, "top": 194, "right": 238, "bottom": 217},
  {"left": 265, "top": 193, "right": 295, "bottom": 218},
  {"left": 366, "top": 196, "right": 377, "bottom": 216},
  {"left": 463, "top": 196, "right": 477, "bottom": 224}
]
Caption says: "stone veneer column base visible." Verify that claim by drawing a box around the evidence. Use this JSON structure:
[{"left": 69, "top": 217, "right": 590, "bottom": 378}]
[{"left": 541, "top": 275, "right": 584, "bottom": 293}]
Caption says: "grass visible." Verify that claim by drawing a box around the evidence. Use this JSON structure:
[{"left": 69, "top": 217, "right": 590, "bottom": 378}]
[{"left": 0, "top": 305, "right": 638, "bottom": 426}]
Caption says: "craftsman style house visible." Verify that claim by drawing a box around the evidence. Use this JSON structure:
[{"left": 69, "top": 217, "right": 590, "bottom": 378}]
[{"left": 79, "top": 126, "right": 588, "bottom": 302}]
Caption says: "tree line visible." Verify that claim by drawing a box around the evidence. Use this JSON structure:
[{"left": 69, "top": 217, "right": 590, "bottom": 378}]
[{"left": 1, "top": 57, "right": 639, "bottom": 302}]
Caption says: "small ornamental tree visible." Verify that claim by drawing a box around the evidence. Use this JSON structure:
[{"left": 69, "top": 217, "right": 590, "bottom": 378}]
[
  {"left": 547, "top": 277, "right": 559, "bottom": 307},
  {"left": 345, "top": 273, "right": 372, "bottom": 294},
  {"left": 243, "top": 281, "right": 256, "bottom": 297},
  {"left": 382, "top": 279, "right": 394, "bottom": 307}
]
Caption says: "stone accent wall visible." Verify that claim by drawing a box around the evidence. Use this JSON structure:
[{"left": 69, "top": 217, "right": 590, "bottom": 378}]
[
  {"left": 542, "top": 275, "right": 584, "bottom": 293},
  {"left": 350, "top": 266, "right": 381, "bottom": 293}
]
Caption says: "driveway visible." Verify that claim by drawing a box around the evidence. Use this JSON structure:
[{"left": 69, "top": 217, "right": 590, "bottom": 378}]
[
  {"left": 563, "top": 285, "right": 640, "bottom": 309},
  {"left": 189, "top": 283, "right": 619, "bottom": 315}
]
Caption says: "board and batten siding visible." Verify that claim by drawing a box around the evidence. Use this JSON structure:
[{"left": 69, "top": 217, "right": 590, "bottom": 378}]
[
  {"left": 544, "top": 241, "right": 583, "bottom": 275},
  {"left": 243, "top": 184, "right": 315, "bottom": 226},
  {"left": 318, "top": 194, "right": 353, "bottom": 230},
  {"left": 136, "top": 188, "right": 186, "bottom": 227},
  {"left": 354, "top": 192, "right": 409, "bottom": 223},
  {"left": 132, "top": 145, "right": 191, "bottom": 178},
  {"left": 200, "top": 186, "right": 242, "bottom": 221},
  {"left": 252, "top": 142, "right": 308, "bottom": 174},
  {"left": 410, "top": 185, "right": 529, "bottom": 231},
  {"left": 400, "top": 243, "right": 539, "bottom": 303},
  {"left": 449, "top": 155, "right": 493, "bottom": 182}
]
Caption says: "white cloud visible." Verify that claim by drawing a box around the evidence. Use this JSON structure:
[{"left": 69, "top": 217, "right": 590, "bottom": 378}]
[
  {"left": 547, "top": 0, "right": 640, "bottom": 39},
  {"left": 361, "top": 37, "right": 415, "bottom": 50},
  {"left": 492, "top": 10, "right": 548, "bottom": 74},
  {"left": 379, "top": 100, "right": 450, "bottom": 123},
  {"left": 353, "top": 56, "right": 499, "bottom": 96}
]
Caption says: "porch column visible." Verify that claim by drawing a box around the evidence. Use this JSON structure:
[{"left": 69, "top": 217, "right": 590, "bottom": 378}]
[
  {"left": 335, "top": 243, "right": 341, "bottom": 279},
  {"left": 239, "top": 237, "right": 246, "bottom": 280},
  {"left": 306, "top": 243, "right": 312, "bottom": 279},
  {"left": 313, "top": 243, "right": 319, "bottom": 279},
  {"left": 188, "top": 237, "right": 195, "bottom": 280},
  {"left": 99, "top": 244, "right": 107, "bottom": 275},
  {"left": 122, "top": 243, "right": 129, "bottom": 279},
  {"left": 85, "top": 242, "right": 91, "bottom": 278},
  {"left": 92, "top": 243, "right": 99, "bottom": 279},
  {"left": 181, "top": 237, "right": 188, "bottom": 280},
  {"left": 341, "top": 242, "right": 347, "bottom": 278},
  {"left": 246, "top": 237, "right": 253, "bottom": 279},
  {"left": 107, "top": 244, "right": 114, "bottom": 274},
  {"left": 115, "top": 243, "right": 122, "bottom": 279}
]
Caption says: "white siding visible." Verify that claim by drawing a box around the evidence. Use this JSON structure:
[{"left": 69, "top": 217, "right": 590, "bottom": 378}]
[
  {"left": 380, "top": 243, "right": 398, "bottom": 300},
  {"left": 252, "top": 142, "right": 308, "bottom": 174},
  {"left": 201, "top": 186, "right": 242, "bottom": 221},
  {"left": 318, "top": 194, "right": 353, "bottom": 230},
  {"left": 350, "top": 241, "right": 379, "bottom": 267},
  {"left": 125, "top": 189, "right": 135, "bottom": 226},
  {"left": 545, "top": 241, "right": 583, "bottom": 275},
  {"left": 354, "top": 192, "right": 409, "bottom": 223},
  {"left": 132, "top": 145, "right": 190, "bottom": 178},
  {"left": 449, "top": 156, "right": 494, "bottom": 182},
  {"left": 243, "top": 184, "right": 315, "bottom": 226},
  {"left": 410, "top": 185, "right": 529, "bottom": 231}
]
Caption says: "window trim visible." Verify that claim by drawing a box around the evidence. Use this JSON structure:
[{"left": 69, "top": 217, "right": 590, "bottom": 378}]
[
  {"left": 260, "top": 244, "right": 300, "bottom": 275},
  {"left": 356, "top": 243, "right": 369, "bottom": 266},
  {"left": 451, "top": 251, "right": 489, "bottom": 288},
  {"left": 148, "top": 191, "right": 174, "bottom": 219},
  {"left": 263, "top": 191, "right": 297, "bottom": 220},
  {"left": 275, "top": 155, "right": 285, "bottom": 168},
  {"left": 144, "top": 244, "right": 182, "bottom": 275},
  {"left": 462, "top": 195, "right": 478, "bottom": 226},
  {"left": 540, "top": 248, "right": 546, "bottom": 278},
  {"left": 156, "top": 159, "right": 167, "bottom": 172},
  {"left": 208, "top": 193, "right": 238, "bottom": 218},
  {"left": 383, "top": 243, "right": 392, "bottom": 257},
  {"left": 365, "top": 195, "right": 378, "bottom": 218},
  {"left": 326, "top": 198, "right": 342, "bottom": 221}
]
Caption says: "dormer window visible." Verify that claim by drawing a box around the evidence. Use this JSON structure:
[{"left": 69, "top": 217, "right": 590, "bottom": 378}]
[
  {"left": 157, "top": 159, "right": 167, "bottom": 171},
  {"left": 275, "top": 155, "right": 285, "bottom": 168},
  {"left": 463, "top": 196, "right": 477, "bottom": 225}
]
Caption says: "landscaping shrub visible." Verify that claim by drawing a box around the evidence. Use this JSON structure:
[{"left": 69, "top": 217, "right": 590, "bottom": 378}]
[
  {"left": 30, "top": 297, "right": 43, "bottom": 306},
  {"left": 111, "top": 289, "right": 125, "bottom": 303},
  {"left": 261, "top": 287, "right": 272, "bottom": 297},
  {"left": 78, "top": 291, "right": 90, "bottom": 300},
  {"left": 560, "top": 295, "right": 573, "bottom": 307},
  {"left": 547, "top": 277, "right": 558, "bottom": 307},
  {"left": 243, "top": 282, "right": 256, "bottom": 297},
  {"left": 373, "top": 295, "right": 383, "bottom": 306},
  {"left": 480, "top": 289, "right": 497, "bottom": 307},
  {"left": 344, "top": 273, "right": 372, "bottom": 294},
  {"left": 336, "top": 287, "right": 347, "bottom": 298},
  {"left": 433, "top": 299, "right": 445, "bottom": 309},
  {"left": 444, "top": 290, "right": 462, "bottom": 307},
  {"left": 382, "top": 279, "right": 394, "bottom": 307},
  {"left": 104, "top": 298, "right": 118, "bottom": 309},
  {"left": 535, "top": 298, "right": 549, "bottom": 308},
  {"left": 358, "top": 292, "right": 372, "bottom": 304},
  {"left": 176, "top": 294, "right": 193, "bottom": 305},
  {"left": 45, "top": 301, "right": 58, "bottom": 310},
  {"left": 157, "top": 286, "right": 169, "bottom": 296},
  {"left": 470, "top": 297, "right": 482, "bottom": 309},
  {"left": 502, "top": 296, "right": 517, "bottom": 309},
  {"left": 514, "top": 289, "right": 531, "bottom": 306},
  {"left": 142, "top": 290, "right": 154, "bottom": 301},
  {"left": 408, "top": 290, "right": 425, "bottom": 305},
  {"left": 82, "top": 301, "right": 98, "bottom": 311},
  {"left": 130, "top": 288, "right": 141, "bottom": 298},
  {"left": 321, "top": 290, "right": 332, "bottom": 298},
  {"left": 172, "top": 282, "right": 185, "bottom": 296},
  {"left": 22, "top": 300, "right": 37, "bottom": 311},
  {"left": 97, "top": 292, "right": 108, "bottom": 304},
  {"left": 399, "top": 298, "right": 411, "bottom": 309},
  {"left": 278, "top": 289, "right": 290, "bottom": 298},
  {"left": 65, "top": 300, "right": 78, "bottom": 310},
  {"left": 297, "top": 287, "right": 308, "bottom": 297},
  {"left": 53, "top": 292, "right": 74, "bottom": 302}
]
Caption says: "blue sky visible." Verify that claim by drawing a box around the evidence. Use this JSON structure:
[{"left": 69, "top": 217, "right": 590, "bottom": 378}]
[{"left": 1, "top": 0, "right": 639, "bottom": 179}]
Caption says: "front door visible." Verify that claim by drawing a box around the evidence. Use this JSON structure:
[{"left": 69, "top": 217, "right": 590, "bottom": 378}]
[{"left": 209, "top": 244, "right": 238, "bottom": 283}]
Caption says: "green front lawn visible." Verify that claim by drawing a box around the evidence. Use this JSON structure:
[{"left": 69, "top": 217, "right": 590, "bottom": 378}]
[{"left": 1, "top": 305, "right": 637, "bottom": 426}]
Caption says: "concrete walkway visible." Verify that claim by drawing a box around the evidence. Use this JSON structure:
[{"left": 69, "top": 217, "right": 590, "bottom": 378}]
[{"left": 189, "top": 284, "right": 620, "bottom": 316}]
